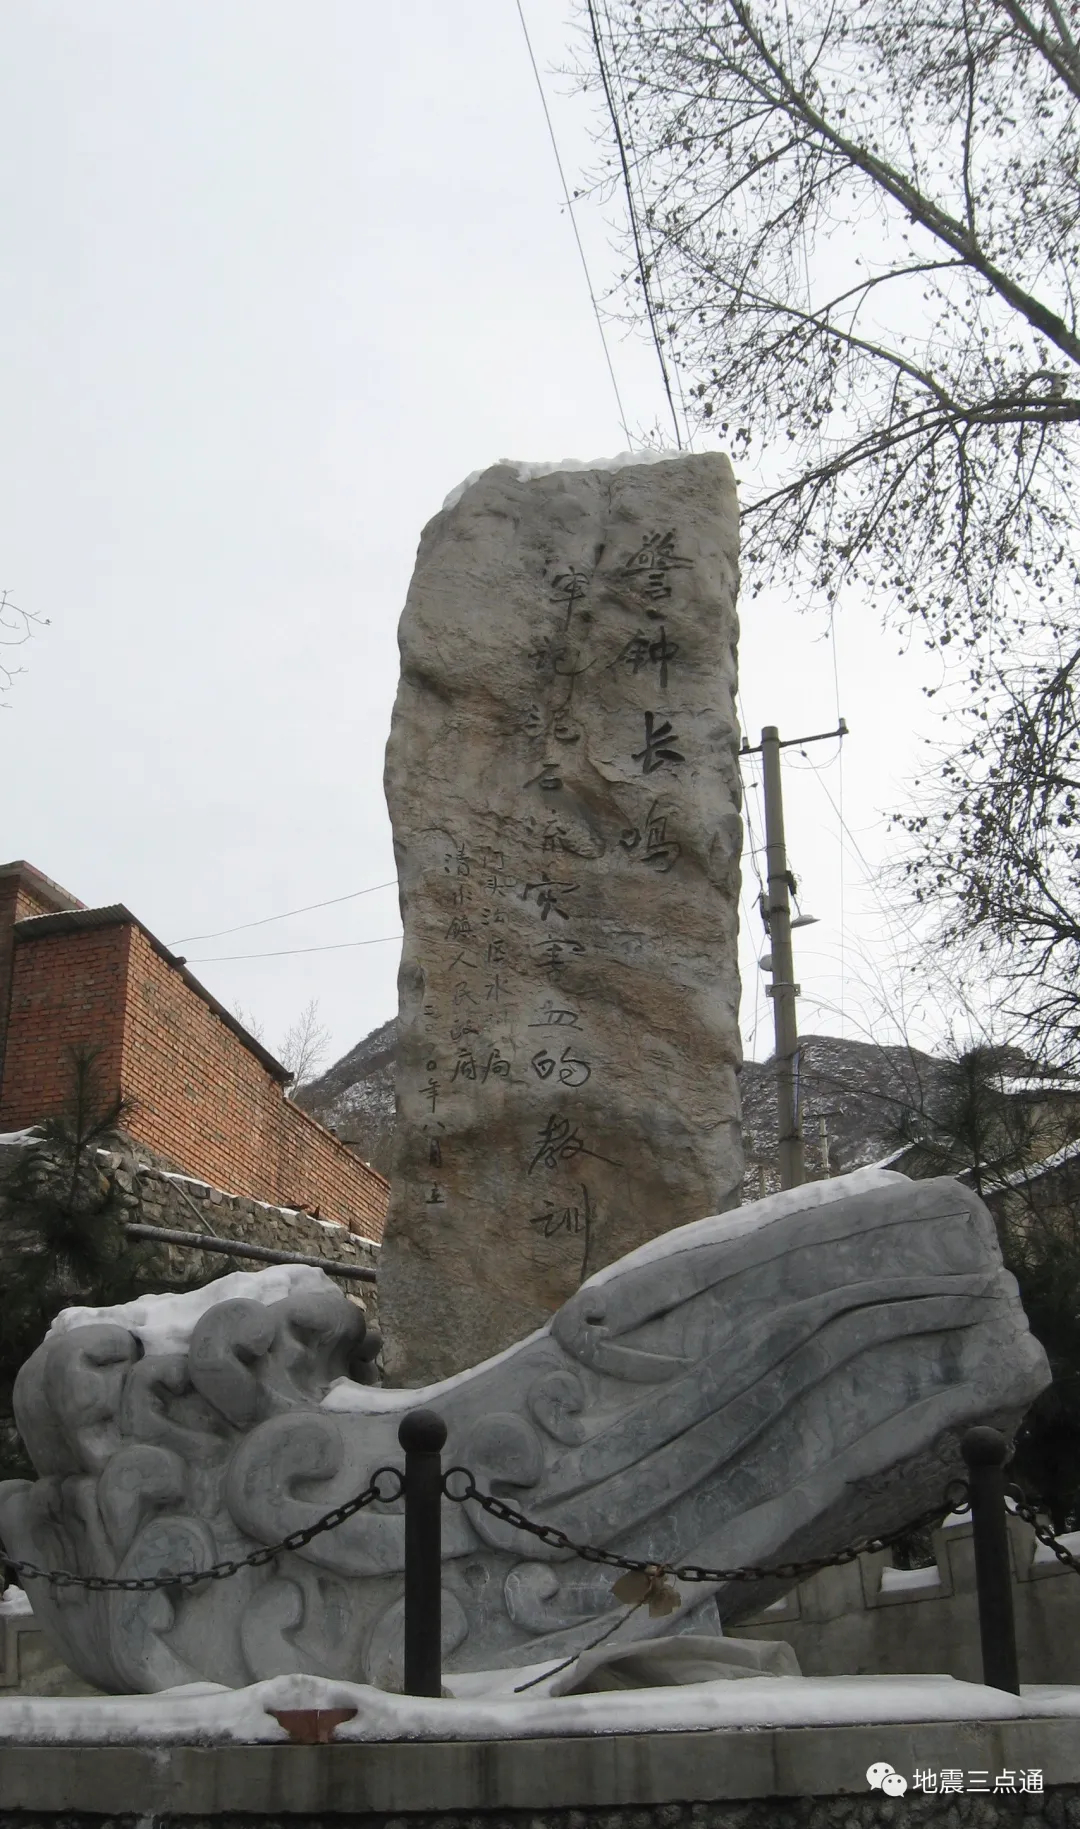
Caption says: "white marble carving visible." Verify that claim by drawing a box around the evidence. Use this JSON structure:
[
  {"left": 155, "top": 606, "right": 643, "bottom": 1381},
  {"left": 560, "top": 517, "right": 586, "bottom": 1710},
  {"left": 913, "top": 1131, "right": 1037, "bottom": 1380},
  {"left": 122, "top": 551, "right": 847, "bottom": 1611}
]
[{"left": 0, "top": 1170, "right": 1050, "bottom": 1694}]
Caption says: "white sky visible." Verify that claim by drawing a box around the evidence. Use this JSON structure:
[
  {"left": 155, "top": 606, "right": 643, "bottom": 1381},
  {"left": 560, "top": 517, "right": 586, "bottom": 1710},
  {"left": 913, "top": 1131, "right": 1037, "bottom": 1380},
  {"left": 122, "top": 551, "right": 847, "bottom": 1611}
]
[{"left": 1, "top": 0, "right": 960, "bottom": 1075}]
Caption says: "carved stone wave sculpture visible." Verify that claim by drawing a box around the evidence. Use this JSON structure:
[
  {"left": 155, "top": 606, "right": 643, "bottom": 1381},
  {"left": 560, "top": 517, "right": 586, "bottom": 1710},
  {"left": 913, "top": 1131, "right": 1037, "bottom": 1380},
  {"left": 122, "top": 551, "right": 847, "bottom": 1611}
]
[
  {"left": 0, "top": 1170, "right": 1050, "bottom": 1695},
  {"left": 380, "top": 452, "right": 743, "bottom": 1383}
]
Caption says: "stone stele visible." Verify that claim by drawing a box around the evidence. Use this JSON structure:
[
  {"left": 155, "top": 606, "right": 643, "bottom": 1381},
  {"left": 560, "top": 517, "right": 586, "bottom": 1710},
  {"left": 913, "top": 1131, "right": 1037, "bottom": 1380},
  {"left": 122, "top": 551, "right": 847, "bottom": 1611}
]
[
  {"left": 0, "top": 1169, "right": 1050, "bottom": 1694},
  {"left": 380, "top": 453, "right": 744, "bottom": 1384}
]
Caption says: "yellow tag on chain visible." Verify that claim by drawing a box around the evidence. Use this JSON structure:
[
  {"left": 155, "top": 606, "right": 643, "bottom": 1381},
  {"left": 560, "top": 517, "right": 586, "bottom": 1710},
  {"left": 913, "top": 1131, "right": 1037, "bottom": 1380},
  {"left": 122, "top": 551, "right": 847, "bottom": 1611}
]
[{"left": 612, "top": 1567, "right": 680, "bottom": 1616}]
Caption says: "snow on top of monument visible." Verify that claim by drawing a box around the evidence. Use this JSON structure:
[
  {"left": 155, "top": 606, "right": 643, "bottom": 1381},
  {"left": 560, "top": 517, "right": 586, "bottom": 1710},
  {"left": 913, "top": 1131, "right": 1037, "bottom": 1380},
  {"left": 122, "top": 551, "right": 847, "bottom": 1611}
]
[
  {"left": 1, "top": 1671, "right": 1079, "bottom": 1744},
  {"left": 442, "top": 448, "right": 684, "bottom": 511},
  {"left": 42, "top": 1168, "right": 909, "bottom": 1393},
  {"left": 323, "top": 1325, "right": 552, "bottom": 1415},
  {"left": 322, "top": 1165, "right": 909, "bottom": 1416},
  {"left": 46, "top": 1263, "right": 328, "bottom": 1356}
]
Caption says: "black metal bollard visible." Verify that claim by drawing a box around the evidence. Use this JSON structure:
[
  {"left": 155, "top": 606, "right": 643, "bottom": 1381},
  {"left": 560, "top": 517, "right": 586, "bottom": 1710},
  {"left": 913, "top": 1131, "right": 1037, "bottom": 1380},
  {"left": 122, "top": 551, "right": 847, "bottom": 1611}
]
[
  {"left": 398, "top": 1408, "right": 448, "bottom": 1697},
  {"left": 961, "top": 1426, "right": 1020, "bottom": 1694}
]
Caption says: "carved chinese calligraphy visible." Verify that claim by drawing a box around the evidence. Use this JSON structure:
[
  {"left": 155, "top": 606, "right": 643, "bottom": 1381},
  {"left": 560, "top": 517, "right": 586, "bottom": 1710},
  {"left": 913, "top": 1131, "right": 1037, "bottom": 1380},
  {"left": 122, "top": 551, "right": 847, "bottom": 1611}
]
[{"left": 380, "top": 452, "right": 743, "bottom": 1383}]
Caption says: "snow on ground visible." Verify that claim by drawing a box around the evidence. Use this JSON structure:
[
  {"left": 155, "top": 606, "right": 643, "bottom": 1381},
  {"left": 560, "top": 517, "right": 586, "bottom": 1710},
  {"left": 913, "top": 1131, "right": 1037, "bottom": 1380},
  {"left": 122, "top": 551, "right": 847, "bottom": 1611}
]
[
  {"left": 1034, "top": 1528, "right": 1080, "bottom": 1565},
  {"left": 0, "top": 1673, "right": 1079, "bottom": 1745},
  {"left": 878, "top": 1565, "right": 942, "bottom": 1593}
]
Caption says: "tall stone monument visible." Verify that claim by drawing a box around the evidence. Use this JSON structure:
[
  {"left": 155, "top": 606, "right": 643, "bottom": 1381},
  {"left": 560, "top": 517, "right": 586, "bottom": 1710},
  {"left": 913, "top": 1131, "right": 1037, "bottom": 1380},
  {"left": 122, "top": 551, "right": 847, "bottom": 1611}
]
[{"left": 380, "top": 453, "right": 743, "bottom": 1383}]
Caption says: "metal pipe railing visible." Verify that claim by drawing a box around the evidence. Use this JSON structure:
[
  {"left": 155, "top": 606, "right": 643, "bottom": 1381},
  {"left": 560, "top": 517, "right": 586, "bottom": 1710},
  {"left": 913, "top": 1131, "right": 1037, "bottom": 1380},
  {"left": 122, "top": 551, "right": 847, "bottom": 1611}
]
[{"left": 123, "top": 1222, "right": 377, "bottom": 1282}]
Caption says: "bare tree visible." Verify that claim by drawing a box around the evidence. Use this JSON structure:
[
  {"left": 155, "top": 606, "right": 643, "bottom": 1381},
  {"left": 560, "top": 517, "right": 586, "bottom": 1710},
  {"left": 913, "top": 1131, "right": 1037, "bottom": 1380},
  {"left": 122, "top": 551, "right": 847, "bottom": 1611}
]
[
  {"left": 576, "top": 0, "right": 1080, "bottom": 1046},
  {"left": 896, "top": 637, "right": 1080, "bottom": 1066},
  {"left": 1, "top": 591, "right": 47, "bottom": 706},
  {"left": 231, "top": 1002, "right": 267, "bottom": 1045},
  {"left": 576, "top": 0, "right": 1080, "bottom": 644},
  {"left": 277, "top": 999, "right": 332, "bottom": 1093},
  {"left": 230, "top": 999, "right": 332, "bottom": 1089}
]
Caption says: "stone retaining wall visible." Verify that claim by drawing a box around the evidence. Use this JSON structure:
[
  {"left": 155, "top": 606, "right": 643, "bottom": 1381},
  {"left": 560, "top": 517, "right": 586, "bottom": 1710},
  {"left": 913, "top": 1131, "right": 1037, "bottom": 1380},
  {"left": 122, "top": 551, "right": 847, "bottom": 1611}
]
[
  {"left": 733, "top": 1509, "right": 1080, "bottom": 1686},
  {"left": 2, "top": 1801, "right": 1080, "bottom": 1829},
  {"left": 1, "top": 1728, "right": 1078, "bottom": 1823},
  {"left": 0, "top": 1130, "right": 380, "bottom": 1326}
]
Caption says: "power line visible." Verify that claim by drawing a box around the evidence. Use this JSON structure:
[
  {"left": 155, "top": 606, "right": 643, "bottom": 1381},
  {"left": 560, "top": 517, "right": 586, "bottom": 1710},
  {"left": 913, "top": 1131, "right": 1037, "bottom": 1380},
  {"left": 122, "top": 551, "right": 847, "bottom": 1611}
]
[
  {"left": 742, "top": 771, "right": 768, "bottom": 897},
  {"left": 737, "top": 692, "right": 767, "bottom": 897},
  {"left": 186, "top": 934, "right": 403, "bottom": 964},
  {"left": 736, "top": 695, "right": 769, "bottom": 1061},
  {"left": 169, "top": 881, "right": 397, "bottom": 946},
  {"left": 828, "top": 607, "right": 846, "bottom": 1040},
  {"left": 585, "top": 0, "right": 683, "bottom": 449},
  {"left": 515, "top": 0, "right": 631, "bottom": 441},
  {"left": 803, "top": 763, "right": 995, "bottom": 1045},
  {"left": 740, "top": 880, "right": 766, "bottom": 1059},
  {"left": 599, "top": 0, "right": 694, "bottom": 451}
]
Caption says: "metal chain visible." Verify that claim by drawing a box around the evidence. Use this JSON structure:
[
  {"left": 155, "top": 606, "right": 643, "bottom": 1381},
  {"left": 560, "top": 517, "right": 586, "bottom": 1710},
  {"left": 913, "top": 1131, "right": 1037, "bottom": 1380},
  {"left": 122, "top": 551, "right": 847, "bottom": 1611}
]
[
  {"left": 442, "top": 1466, "right": 969, "bottom": 1584},
  {"left": 1006, "top": 1486, "right": 1080, "bottom": 1577},
  {"left": 6, "top": 1460, "right": 1077, "bottom": 1599},
  {"left": 0, "top": 1467, "right": 403, "bottom": 1594}
]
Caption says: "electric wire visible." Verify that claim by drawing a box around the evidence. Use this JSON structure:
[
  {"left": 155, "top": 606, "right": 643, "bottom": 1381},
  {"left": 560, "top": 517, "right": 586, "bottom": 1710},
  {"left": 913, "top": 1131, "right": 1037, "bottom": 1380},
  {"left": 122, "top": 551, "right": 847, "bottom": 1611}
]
[
  {"left": 742, "top": 774, "right": 768, "bottom": 898},
  {"left": 585, "top": 0, "right": 683, "bottom": 449},
  {"left": 828, "top": 608, "right": 846, "bottom": 1039},
  {"left": 736, "top": 690, "right": 768, "bottom": 1059},
  {"left": 515, "top": 0, "right": 631, "bottom": 442},
  {"left": 186, "top": 935, "right": 403, "bottom": 964},
  {"left": 185, "top": 10, "right": 673, "bottom": 985},
  {"left": 740, "top": 761, "right": 769, "bottom": 1057},
  {"left": 740, "top": 880, "right": 766, "bottom": 1060},
  {"left": 737, "top": 693, "right": 768, "bottom": 898},
  {"left": 802, "top": 759, "right": 995, "bottom": 1046},
  {"left": 169, "top": 881, "right": 397, "bottom": 946},
  {"left": 742, "top": 773, "right": 768, "bottom": 1060},
  {"left": 598, "top": 0, "right": 695, "bottom": 450}
]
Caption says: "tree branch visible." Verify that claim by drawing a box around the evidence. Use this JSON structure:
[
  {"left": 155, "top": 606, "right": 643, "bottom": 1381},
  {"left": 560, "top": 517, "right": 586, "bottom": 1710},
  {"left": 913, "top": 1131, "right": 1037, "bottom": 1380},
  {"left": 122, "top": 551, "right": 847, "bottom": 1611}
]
[{"left": 721, "top": 0, "right": 1080, "bottom": 365}]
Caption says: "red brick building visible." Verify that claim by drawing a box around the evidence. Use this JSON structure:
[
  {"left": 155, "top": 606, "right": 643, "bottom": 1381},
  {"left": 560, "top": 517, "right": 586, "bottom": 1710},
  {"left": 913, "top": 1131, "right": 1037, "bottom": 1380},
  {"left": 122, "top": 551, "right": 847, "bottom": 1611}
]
[{"left": 0, "top": 861, "right": 388, "bottom": 1241}]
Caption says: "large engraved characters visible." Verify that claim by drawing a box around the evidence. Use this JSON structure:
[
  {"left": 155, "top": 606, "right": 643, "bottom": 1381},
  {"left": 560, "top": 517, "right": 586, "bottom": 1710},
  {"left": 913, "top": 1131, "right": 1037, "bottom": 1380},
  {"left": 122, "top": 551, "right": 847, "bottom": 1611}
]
[
  {"left": 0, "top": 1172, "right": 1051, "bottom": 1694},
  {"left": 380, "top": 454, "right": 744, "bottom": 1383}
]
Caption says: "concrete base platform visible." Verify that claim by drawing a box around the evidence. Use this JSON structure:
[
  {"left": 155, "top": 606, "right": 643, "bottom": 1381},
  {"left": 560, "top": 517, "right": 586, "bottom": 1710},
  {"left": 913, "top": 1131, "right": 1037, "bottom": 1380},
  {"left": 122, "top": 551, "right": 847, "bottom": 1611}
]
[{"left": 2, "top": 1717, "right": 1079, "bottom": 1816}]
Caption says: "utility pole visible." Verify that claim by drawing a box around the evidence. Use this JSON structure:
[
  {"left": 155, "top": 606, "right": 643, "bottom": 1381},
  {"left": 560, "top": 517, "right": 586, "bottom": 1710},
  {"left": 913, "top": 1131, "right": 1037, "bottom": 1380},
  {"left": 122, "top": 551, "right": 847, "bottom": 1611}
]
[
  {"left": 741, "top": 719, "right": 847, "bottom": 1190},
  {"left": 810, "top": 1109, "right": 841, "bottom": 1178}
]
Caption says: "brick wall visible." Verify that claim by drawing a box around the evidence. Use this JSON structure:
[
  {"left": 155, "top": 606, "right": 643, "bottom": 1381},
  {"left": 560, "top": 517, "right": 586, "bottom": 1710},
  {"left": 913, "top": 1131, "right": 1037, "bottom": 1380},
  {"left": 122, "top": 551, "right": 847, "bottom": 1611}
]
[
  {"left": 119, "top": 926, "right": 387, "bottom": 1238},
  {"left": 0, "top": 863, "right": 82, "bottom": 1084},
  {"left": 277, "top": 1096, "right": 389, "bottom": 1240},
  {"left": 0, "top": 908, "right": 388, "bottom": 1239},
  {"left": 119, "top": 922, "right": 282, "bottom": 1203},
  {"left": 0, "top": 1129, "right": 380, "bottom": 1331},
  {"left": 0, "top": 921, "right": 130, "bottom": 1127}
]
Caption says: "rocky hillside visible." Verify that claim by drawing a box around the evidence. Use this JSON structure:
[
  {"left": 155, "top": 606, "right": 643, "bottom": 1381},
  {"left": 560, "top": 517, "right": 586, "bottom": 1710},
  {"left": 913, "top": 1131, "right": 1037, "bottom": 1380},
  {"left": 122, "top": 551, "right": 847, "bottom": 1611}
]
[
  {"left": 294, "top": 1018, "right": 397, "bottom": 1178},
  {"left": 299, "top": 1022, "right": 998, "bottom": 1195},
  {"left": 741, "top": 1034, "right": 950, "bottom": 1194}
]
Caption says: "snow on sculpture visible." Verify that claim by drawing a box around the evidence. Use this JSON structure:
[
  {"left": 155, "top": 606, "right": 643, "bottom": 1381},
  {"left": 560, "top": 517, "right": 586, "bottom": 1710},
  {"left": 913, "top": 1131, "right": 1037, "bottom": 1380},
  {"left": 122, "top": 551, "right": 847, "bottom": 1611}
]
[{"left": 0, "top": 1170, "right": 1050, "bottom": 1695}]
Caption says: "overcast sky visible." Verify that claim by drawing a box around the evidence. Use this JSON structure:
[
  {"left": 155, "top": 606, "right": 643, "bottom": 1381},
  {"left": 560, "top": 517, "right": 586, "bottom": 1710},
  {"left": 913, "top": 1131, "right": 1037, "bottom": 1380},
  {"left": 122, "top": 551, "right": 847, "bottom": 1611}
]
[{"left": 1, "top": 0, "right": 961, "bottom": 1077}]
